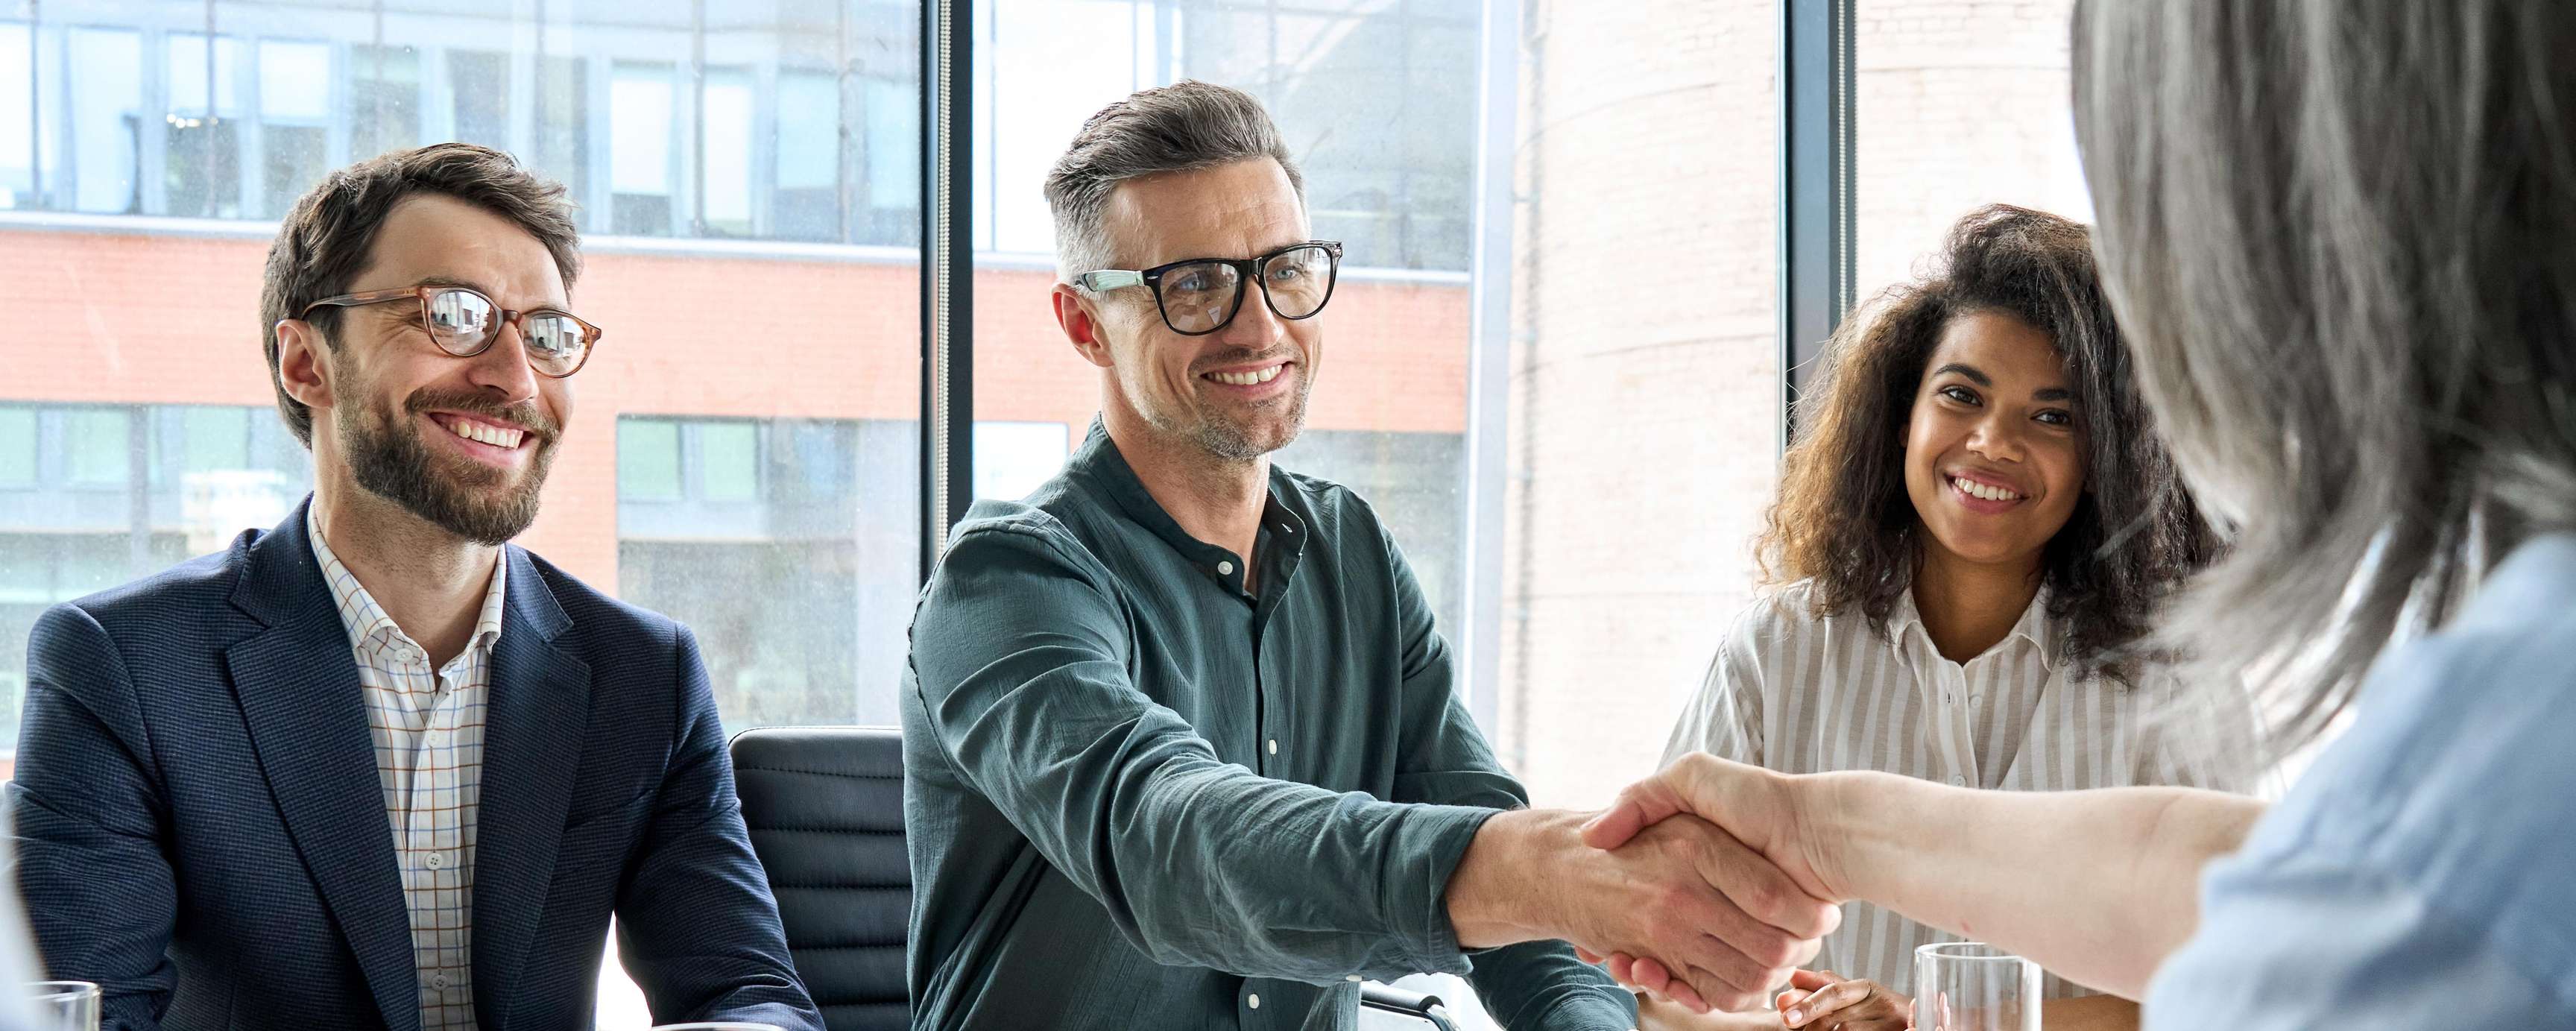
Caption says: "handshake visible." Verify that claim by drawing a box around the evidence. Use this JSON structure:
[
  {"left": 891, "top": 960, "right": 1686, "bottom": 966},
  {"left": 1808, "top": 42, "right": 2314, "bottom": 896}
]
[{"left": 1444, "top": 752, "right": 1852, "bottom": 1015}]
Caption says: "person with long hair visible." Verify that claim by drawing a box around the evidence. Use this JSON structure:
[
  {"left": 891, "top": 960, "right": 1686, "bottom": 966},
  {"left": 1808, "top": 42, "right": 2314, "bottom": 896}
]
[
  {"left": 1642, "top": 204, "right": 2242, "bottom": 1031},
  {"left": 1590, "top": 2, "right": 2576, "bottom": 1027}
]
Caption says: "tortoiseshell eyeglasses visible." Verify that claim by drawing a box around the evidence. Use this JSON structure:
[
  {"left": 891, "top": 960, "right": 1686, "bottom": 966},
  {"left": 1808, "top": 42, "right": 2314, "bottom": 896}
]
[{"left": 302, "top": 284, "right": 604, "bottom": 378}]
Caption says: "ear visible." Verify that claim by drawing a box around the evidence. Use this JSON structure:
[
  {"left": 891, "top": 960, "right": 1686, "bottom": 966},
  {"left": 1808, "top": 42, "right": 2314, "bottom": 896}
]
[
  {"left": 1052, "top": 284, "right": 1117, "bottom": 370},
  {"left": 274, "top": 318, "right": 336, "bottom": 414}
]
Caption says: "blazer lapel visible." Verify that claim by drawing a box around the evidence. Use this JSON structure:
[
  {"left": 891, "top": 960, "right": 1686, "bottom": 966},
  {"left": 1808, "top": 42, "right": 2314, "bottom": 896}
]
[
  {"left": 468, "top": 546, "right": 591, "bottom": 1031},
  {"left": 223, "top": 500, "right": 423, "bottom": 1031}
]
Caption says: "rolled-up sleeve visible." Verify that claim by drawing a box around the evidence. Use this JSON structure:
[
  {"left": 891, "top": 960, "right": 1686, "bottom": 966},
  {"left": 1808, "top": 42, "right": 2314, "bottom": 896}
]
[{"left": 907, "top": 516, "right": 1497, "bottom": 983}]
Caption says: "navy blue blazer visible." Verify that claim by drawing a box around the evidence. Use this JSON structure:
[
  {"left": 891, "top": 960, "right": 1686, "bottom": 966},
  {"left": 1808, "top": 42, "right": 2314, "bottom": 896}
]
[{"left": 8, "top": 500, "right": 825, "bottom": 1031}]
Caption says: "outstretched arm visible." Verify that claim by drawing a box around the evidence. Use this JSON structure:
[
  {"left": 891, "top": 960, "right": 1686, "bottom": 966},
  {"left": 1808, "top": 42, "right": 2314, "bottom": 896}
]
[{"left": 1585, "top": 754, "right": 2264, "bottom": 999}]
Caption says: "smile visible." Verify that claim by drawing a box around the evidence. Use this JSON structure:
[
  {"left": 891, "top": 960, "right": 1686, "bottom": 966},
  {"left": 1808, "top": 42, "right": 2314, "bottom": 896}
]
[
  {"left": 1950, "top": 476, "right": 2022, "bottom": 502},
  {"left": 1203, "top": 364, "right": 1287, "bottom": 386},
  {"left": 434, "top": 413, "right": 529, "bottom": 450}
]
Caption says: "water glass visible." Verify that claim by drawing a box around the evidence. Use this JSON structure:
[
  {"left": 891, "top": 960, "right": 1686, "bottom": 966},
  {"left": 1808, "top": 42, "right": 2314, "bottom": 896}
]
[
  {"left": 27, "top": 982, "right": 100, "bottom": 1031},
  {"left": 1913, "top": 942, "right": 2039, "bottom": 1031}
]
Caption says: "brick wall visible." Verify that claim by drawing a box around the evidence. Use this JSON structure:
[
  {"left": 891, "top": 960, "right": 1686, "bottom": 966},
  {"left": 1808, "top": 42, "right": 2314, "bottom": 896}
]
[{"left": 1, "top": 228, "right": 1470, "bottom": 589}]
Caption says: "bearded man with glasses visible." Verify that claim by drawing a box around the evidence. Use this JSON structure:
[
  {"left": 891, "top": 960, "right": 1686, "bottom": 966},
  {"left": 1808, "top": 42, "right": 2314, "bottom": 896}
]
[
  {"left": 9, "top": 143, "right": 823, "bottom": 1031},
  {"left": 899, "top": 81, "right": 1837, "bottom": 1030}
]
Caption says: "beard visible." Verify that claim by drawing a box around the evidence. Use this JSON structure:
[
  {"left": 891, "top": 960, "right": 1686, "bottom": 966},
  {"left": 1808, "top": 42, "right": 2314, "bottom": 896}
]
[
  {"left": 1134, "top": 350, "right": 1314, "bottom": 461},
  {"left": 338, "top": 385, "right": 559, "bottom": 546}
]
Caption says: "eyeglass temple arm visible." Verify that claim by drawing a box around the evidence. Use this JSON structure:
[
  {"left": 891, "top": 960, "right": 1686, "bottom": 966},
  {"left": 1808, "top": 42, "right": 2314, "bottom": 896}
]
[{"left": 1076, "top": 270, "right": 1145, "bottom": 291}]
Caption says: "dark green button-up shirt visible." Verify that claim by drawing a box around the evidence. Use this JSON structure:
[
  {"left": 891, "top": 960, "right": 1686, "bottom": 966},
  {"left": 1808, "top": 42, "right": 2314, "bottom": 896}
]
[{"left": 901, "top": 423, "right": 1635, "bottom": 1030}]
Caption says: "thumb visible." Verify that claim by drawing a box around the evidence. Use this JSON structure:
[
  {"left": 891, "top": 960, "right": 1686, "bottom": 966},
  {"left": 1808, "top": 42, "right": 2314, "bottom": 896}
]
[{"left": 1579, "top": 766, "right": 1699, "bottom": 850}]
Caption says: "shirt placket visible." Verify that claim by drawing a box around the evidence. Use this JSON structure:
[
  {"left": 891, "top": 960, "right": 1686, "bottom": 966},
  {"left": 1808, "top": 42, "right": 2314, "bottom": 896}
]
[
  {"left": 1921, "top": 640, "right": 1979, "bottom": 789},
  {"left": 414, "top": 655, "right": 471, "bottom": 1022}
]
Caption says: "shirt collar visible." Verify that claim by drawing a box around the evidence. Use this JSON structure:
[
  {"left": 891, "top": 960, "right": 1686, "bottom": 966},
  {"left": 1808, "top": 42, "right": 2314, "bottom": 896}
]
[
  {"left": 1066, "top": 418, "right": 1310, "bottom": 591},
  {"left": 1891, "top": 581, "right": 2062, "bottom": 669},
  {"left": 306, "top": 503, "right": 508, "bottom": 662}
]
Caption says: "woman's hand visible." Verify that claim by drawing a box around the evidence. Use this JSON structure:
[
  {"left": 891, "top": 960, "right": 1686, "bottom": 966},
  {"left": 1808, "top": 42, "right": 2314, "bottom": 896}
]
[{"left": 1775, "top": 969, "right": 1910, "bottom": 1030}]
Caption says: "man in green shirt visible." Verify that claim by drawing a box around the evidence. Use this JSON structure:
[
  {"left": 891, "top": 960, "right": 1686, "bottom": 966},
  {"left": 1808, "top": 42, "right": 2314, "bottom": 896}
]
[{"left": 900, "top": 81, "right": 1838, "bottom": 1030}]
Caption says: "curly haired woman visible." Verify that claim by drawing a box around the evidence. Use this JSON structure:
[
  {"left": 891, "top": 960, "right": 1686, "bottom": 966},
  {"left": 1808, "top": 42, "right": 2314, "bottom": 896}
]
[{"left": 1647, "top": 204, "right": 2254, "bottom": 1031}]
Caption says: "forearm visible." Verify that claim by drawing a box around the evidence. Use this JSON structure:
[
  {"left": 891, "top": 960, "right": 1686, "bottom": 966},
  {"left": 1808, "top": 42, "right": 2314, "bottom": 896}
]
[
  {"left": 1811, "top": 771, "right": 2263, "bottom": 997},
  {"left": 2041, "top": 994, "right": 2139, "bottom": 1030}
]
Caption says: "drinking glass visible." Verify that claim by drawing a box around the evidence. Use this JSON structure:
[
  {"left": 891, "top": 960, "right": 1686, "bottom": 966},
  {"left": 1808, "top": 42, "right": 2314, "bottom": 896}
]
[
  {"left": 27, "top": 981, "right": 100, "bottom": 1031},
  {"left": 1913, "top": 942, "right": 2040, "bottom": 1031}
]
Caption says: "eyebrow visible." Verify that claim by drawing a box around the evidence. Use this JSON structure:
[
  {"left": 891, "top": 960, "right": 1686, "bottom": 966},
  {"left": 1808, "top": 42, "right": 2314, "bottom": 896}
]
[
  {"left": 1933, "top": 362, "right": 2076, "bottom": 403},
  {"left": 412, "top": 274, "right": 496, "bottom": 296}
]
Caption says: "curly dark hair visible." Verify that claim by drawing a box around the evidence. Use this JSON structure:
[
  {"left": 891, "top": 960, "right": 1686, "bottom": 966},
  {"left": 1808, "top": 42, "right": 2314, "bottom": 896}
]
[{"left": 1759, "top": 204, "right": 2218, "bottom": 681}]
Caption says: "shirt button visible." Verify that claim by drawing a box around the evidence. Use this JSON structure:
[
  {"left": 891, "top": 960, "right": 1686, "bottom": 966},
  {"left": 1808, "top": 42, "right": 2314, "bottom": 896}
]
[
  {"left": 425, "top": 853, "right": 444, "bottom": 869},
  {"left": 1217, "top": 560, "right": 1236, "bottom": 576},
  {"left": 1266, "top": 739, "right": 1278, "bottom": 756},
  {"left": 1248, "top": 993, "right": 1261, "bottom": 1009},
  {"left": 1346, "top": 975, "right": 1363, "bottom": 983},
  {"left": 432, "top": 973, "right": 449, "bottom": 989},
  {"left": 1950, "top": 776, "right": 1967, "bottom": 787}
]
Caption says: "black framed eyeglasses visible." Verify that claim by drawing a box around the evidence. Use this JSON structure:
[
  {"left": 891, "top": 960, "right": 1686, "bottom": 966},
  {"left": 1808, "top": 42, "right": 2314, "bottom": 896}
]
[
  {"left": 301, "top": 284, "right": 604, "bottom": 378},
  {"left": 1075, "top": 240, "right": 1342, "bottom": 336}
]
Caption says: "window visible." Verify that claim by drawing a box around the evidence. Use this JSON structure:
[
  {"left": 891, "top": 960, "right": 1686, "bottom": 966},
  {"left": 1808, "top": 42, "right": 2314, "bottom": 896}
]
[
  {"left": 258, "top": 40, "right": 330, "bottom": 219},
  {"left": 65, "top": 409, "right": 133, "bottom": 486},
  {"left": 618, "top": 418, "right": 685, "bottom": 502},
  {"left": 774, "top": 69, "right": 842, "bottom": 241},
  {"left": 0, "top": 408, "right": 35, "bottom": 485},
  {"left": 971, "top": 420, "right": 1070, "bottom": 502},
  {"left": 165, "top": 33, "right": 246, "bottom": 218},
  {"left": 64, "top": 28, "right": 145, "bottom": 213},
  {"left": 701, "top": 69, "right": 757, "bottom": 236},
  {"left": 609, "top": 62, "right": 679, "bottom": 236},
  {"left": 348, "top": 43, "right": 420, "bottom": 163},
  {"left": 0, "top": 23, "right": 29, "bottom": 208}
]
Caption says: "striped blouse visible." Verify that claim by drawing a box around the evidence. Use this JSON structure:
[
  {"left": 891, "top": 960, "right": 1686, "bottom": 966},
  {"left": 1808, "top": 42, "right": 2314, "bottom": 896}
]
[{"left": 1661, "top": 578, "right": 2253, "bottom": 1001}]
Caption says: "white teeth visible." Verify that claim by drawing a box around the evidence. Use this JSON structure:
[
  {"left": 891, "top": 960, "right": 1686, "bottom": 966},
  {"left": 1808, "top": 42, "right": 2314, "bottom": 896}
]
[
  {"left": 1208, "top": 365, "right": 1284, "bottom": 386},
  {"left": 1953, "top": 476, "right": 2019, "bottom": 502},
  {"left": 446, "top": 417, "right": 523, "bottom": 450}
]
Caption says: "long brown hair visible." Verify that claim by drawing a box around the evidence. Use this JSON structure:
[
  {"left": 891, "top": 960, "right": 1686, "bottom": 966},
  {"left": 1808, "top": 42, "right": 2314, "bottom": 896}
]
[{"left": 1760, "top": 204, "right": 2217, "bottom": 679}]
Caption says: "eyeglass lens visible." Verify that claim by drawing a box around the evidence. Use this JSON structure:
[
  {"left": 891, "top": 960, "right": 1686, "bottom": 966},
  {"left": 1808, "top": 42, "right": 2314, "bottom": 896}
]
[
  {"left": 423, "top": 288, "right": 588, "bottom": 375},
  {"left": 1156, "top": 245, "right": 1336, "bottom": 334}
]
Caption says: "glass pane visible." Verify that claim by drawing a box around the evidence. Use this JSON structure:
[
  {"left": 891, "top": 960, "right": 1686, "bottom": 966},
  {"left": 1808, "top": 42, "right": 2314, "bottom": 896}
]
[
  {"left": 617, "top": 419, "right": 683, "bottom": 501},
  {"left": 697, "top": 422, "right": 760, "bottom": 502},
  {"left": 0, "top": 23, "right": 29, "bottom": 206},
  {"left": 0, "top": 407, "right": 34, "bottom": 484},
  {"left": 179, "top": 406, "right": 251, "bottom": 474},
  {"left": 55, "top": 28, "right": 141, "bottom": 214},
  {"left": 701, "top": 70, "right": 756, "bottom": 235},
  {"left": 349, "top": 44, "right": 421, "bottom": 162},
  {"left": 609, "top": 61, "right": 677, "bottom": 236},
  {"left": 66, "top": 409, "right": 130, "bottom": 485}
]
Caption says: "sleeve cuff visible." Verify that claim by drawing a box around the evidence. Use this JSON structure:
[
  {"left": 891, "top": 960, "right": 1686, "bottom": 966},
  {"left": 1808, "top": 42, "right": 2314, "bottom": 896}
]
[{"left": 1387, "top": 803, "right": 1505, "bottom": 975}]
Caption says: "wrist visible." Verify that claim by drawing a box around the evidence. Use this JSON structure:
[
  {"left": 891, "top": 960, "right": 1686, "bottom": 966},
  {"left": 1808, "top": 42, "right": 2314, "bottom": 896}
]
[{"left": 1444, "top": 807, "right": 1576, "bottom": 948}]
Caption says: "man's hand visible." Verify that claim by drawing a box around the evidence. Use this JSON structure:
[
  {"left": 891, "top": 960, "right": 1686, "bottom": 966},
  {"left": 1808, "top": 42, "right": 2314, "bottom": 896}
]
[
  {"left": 1444, "top": 807, "right": 1840, "bottom": 1013},
  {"left": 1577, "top": 754, "right": 1856, "bottom": 1003},
  {"left": 1775, "top": 969, "right": 1910, "bottom": 1030}
]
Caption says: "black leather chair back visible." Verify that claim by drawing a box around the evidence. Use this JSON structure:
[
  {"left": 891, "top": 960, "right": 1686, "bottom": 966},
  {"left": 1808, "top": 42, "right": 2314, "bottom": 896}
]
[{"left": 730, "top": 726, "right": 911, "bottom": 1031}]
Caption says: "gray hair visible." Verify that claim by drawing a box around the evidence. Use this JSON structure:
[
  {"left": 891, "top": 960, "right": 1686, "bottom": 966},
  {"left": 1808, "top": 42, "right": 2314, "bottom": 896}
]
[
  {"left": 1043, "top": 80, "right": 1305, "bottom": 283},
  {"left": 2073, "top": 1, "right": 2576, "bottom": 753}
]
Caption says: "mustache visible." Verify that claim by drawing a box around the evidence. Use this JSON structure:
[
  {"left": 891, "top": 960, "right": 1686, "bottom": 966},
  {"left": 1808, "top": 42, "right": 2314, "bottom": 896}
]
[{"left": 402, "top": 388, "right": 559, "bottom": 441}]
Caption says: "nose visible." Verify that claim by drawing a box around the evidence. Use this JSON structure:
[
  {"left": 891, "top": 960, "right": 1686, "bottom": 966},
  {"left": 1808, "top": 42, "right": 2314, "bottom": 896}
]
[
  {"left": 463, "top": 318, "right": 544, "bottom": 404},
  {"left": 1963, "top": 408, "right": 2026, "bottom": 463},
  {"left": 1213, "top": 283, "right": 1287, "bottom": 349}
]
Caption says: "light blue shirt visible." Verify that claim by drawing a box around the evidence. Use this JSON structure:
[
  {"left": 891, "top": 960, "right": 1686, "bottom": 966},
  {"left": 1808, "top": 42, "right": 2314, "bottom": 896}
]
[{"left": 2147, "top": 533, "right": 2576, "bottom": 1027}]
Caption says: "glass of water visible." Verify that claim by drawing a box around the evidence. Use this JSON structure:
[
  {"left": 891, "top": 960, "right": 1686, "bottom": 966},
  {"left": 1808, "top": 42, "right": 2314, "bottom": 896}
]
[
  {"left": 27, "top": 982, "right": 100, "bottom": 1031},
  {"left": 1913, "top": 942, "right": 2039, "bottom": 1031}
]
